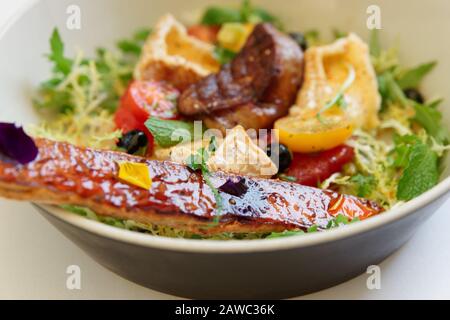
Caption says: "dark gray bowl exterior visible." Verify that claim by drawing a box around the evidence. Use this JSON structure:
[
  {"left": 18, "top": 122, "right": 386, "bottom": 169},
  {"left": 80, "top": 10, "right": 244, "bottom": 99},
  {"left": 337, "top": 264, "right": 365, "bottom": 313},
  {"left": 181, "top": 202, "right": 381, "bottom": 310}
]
[{"left": 35, "top": 193, "right": 448, "bottom": 299}]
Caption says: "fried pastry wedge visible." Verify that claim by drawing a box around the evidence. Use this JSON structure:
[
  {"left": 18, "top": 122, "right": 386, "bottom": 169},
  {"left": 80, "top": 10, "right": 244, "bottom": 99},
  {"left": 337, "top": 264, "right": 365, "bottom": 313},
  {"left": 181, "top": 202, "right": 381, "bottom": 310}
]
[{"left": 134, "top": 14, "right": 220, "bottom": 91}]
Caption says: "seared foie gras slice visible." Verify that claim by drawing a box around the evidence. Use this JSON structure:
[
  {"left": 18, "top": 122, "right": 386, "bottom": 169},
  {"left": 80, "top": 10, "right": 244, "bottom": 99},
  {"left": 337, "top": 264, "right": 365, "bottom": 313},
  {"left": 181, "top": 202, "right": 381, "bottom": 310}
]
[
  {"left": 0, "top": 139, "right": 382, "bottom": 235},
  {"left": 178, "top": 23, "right": 304, "bottom": 132}
]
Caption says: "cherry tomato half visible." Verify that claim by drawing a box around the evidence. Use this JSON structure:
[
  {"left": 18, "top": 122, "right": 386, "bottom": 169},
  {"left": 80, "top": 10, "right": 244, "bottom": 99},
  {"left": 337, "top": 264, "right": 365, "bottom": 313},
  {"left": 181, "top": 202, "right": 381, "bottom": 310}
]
[
  {"left": 286, "top": 145, "right": 355, "bottom": 187},
  {"left": 114, "top": 81, "right": 179, "bottom": 155},
  {"left": 274, "top": 109, "right": 354, "bottom": 153},
  {"left": 120, "top": 80, "right": 180, "bottom": 123}
]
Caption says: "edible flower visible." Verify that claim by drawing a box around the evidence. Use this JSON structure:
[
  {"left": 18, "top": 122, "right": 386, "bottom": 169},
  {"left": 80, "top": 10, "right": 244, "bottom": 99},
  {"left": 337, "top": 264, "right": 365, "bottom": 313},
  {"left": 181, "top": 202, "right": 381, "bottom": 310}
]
[
  {"left": 117, "top": 161, "right": 152, "bottom": 190},
  {"left": 219, "top": 178, "right": 248, "bottom": 197},
  {"left": 0, "top": 122, "right": 38, "bottom": 164}
]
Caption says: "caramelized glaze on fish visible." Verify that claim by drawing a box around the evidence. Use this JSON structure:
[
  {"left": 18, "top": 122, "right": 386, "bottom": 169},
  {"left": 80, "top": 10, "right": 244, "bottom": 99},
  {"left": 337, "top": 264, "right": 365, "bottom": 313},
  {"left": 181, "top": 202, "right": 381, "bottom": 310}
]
[{"left": 0, "top": 139, "right": 383, "bottom": 235}]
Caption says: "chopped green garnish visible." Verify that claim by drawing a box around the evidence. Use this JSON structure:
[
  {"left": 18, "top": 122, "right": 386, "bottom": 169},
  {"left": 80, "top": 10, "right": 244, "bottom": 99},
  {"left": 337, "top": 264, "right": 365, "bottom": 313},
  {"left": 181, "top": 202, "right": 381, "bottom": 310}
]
[{"left": 145, "top": 118, "right": 195, "bottom": 148}]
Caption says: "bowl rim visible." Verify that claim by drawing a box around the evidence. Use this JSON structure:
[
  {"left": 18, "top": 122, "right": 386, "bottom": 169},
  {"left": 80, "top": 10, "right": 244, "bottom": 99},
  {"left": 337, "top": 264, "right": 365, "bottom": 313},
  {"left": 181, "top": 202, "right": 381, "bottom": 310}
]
[{"left": 4, "top": 0, "right": 450, "bottom": 254}]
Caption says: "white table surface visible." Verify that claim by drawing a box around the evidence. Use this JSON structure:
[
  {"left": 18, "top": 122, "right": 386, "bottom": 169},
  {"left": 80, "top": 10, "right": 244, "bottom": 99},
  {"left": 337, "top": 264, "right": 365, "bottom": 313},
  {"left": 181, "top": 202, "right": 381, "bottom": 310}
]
[{"left": 1, "top": 0, "right": 450, "bottom": 300}]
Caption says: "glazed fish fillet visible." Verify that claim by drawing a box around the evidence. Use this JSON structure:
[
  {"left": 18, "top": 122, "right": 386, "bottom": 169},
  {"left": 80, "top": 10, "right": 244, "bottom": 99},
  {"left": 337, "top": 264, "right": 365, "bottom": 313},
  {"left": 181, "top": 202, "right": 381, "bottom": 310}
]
[{"left": 0, "top": 139, "right": 382, "bottom": 235}]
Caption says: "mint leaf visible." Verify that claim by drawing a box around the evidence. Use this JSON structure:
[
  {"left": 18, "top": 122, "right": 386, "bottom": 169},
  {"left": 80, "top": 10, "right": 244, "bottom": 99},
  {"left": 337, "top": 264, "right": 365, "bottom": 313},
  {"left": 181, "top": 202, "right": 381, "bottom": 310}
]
[
  {"left": 397, "top": 142, "right": 439, "bottom": 201},
  {"left": 397, "top": 61, "right": 437, "bottom": 90},
  {"left": 145, "top": 118, "right": 194, "bottom": 148},
  {"left": 48, "top": 28, "right": 72, "bottom": 76}
]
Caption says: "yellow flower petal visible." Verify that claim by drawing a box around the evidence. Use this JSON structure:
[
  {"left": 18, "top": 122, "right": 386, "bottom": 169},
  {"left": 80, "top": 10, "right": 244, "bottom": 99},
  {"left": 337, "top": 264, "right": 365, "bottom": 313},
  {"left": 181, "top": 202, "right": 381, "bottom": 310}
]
[{"left": 117, "top": 162, "right": 152, "bottom": 190}]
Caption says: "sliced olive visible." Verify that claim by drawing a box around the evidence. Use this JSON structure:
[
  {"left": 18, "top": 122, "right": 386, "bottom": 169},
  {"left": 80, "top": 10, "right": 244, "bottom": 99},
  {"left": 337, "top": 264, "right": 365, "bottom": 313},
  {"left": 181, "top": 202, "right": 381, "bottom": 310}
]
[
  {"left": 266, "top": 143, "right": 292, "bottom": 173},
  {"left": 288, "top": 32, "right": 308, "bottom": 51},
  {"left": 404, "top": 88, "right": 425, "bottom": 104},
  {"left": 117, "top": 130, "right": 148, "bottom": 155}
]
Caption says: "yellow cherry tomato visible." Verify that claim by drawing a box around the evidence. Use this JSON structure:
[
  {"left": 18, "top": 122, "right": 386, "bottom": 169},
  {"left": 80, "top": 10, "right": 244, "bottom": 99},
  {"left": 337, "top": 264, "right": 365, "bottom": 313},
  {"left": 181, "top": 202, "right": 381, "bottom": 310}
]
[{"left": 274, "top": 114, "right": 354, "bottom": 153}]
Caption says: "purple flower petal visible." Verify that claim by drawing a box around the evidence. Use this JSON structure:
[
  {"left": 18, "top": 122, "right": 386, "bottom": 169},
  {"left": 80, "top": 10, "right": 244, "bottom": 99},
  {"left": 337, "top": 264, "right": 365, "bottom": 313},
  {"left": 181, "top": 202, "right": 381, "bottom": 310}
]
[
  {"left": 219, "top": 178, "right": 248, "bottom": 197},
  {"left": 0, "top": 123, "right": 38, "bottom": 164}
]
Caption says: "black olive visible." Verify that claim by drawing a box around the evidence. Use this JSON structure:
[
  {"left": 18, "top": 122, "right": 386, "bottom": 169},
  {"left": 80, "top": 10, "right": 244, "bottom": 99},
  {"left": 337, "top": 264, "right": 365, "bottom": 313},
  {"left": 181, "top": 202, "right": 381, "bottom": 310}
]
[
  {"left": 117, "top": 130, "right": 148, "bottom": 154},
  {"left": 404, "top": 88, "right": 425, "bottom": 104},
  {"left": 288, "top": 32, "right": 308, "bottom": 51},
  {"left": 266, "top": 143, "right": 292, "bottom": 173}
]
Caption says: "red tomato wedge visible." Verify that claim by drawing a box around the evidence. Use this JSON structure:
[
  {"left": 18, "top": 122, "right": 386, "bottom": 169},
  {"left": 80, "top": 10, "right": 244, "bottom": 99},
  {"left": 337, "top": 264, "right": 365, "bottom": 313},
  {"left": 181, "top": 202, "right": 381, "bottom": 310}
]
[
  {"left": 286, "top": 145, "right": 355, "bottom": 187},
  {"left": 187, "top": 25, "right": 220, "bottom": 44},
  {"left": 114, "top": 81, "right": 180, "bottom": 155}
]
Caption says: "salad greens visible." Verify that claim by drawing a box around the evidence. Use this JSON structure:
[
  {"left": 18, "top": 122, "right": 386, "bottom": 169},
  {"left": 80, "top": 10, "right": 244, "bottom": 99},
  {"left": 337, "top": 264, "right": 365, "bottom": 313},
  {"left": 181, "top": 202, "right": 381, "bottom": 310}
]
[
  {"left": 31, "top": 27, "right": 150, "bottom": 149},
  {"left": 397, "top": 61, "right": 437, "bottom": 90},
  {"left": 323, "top": 29, "right": 448, "bottom": 208},
  {"left": 31, "top": 2, "right": 448, "bottom": 240}
]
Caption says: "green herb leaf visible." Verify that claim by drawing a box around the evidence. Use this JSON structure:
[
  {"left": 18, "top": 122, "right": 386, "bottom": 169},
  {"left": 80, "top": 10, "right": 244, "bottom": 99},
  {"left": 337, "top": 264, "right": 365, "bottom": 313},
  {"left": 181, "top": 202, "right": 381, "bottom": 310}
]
[
  {"left": 350, "top": 174, "right": 376, "bottom": 197},
  {"left": 413, "top": 102, "right": 450, "bottom": 144},
  {"left": 145, "top": 118, "right": 194, "bottom": 148},
  {"left": 213, "top": 46, "right": 237, "bottom": 65},
  {"left": 117, "top": 28, "right": 152, "bottom": 56},
  {"left": 201, "top": 7, "right": 242, "bottom": 25},
  {"left": 397, "top": 141, "right": 439, "bottom": 201},
  {"left": 48, "top": 28, "right": 73, "bottom": 76},
  {"left": 397, "top": 61, "right": 437, "bottom": 90},
  {"left": 117, "top": 40, "right": 142, "bottom": 55},
  {"left": 379, "top": 71, "right": 409, "bottom": 108}
]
